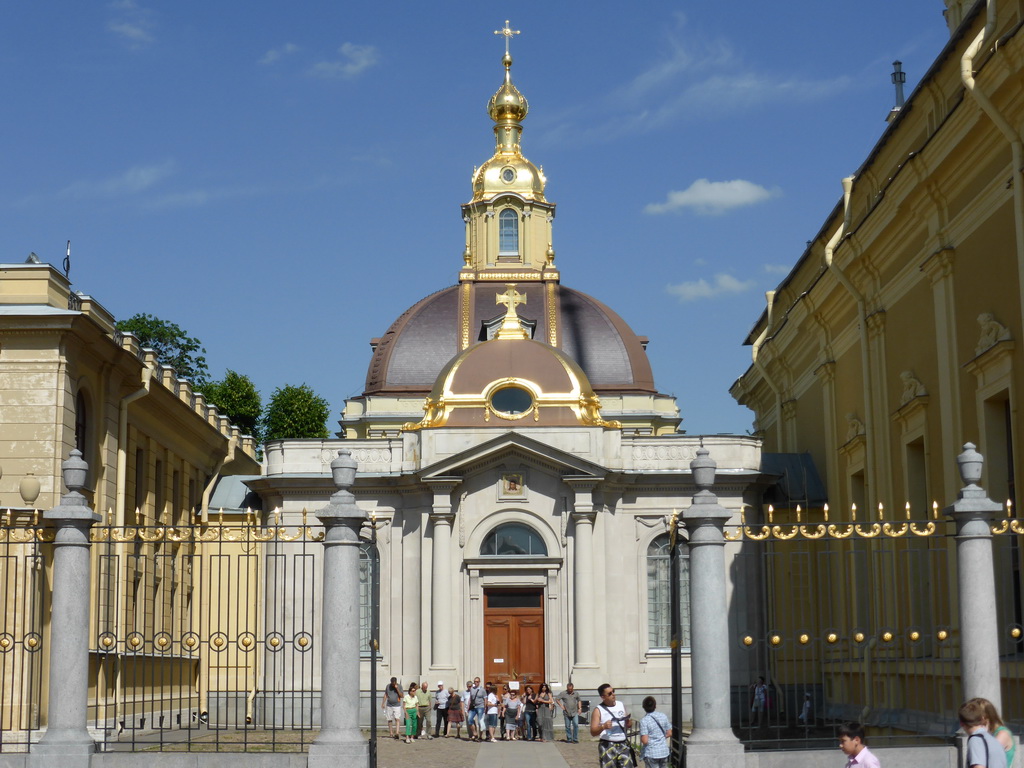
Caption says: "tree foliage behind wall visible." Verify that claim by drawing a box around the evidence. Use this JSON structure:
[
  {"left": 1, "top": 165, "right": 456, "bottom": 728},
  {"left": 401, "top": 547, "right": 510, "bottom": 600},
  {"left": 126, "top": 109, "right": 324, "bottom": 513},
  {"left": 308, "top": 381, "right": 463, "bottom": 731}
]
[
  {"left": 115, "top": 313, "right": 210, "bottom": 386},
  {"left": 263, "top": 384, "right": 331, "bottom": 441},
  {"left": 204, "top": 370, "right": 262, "bottom": 440}
]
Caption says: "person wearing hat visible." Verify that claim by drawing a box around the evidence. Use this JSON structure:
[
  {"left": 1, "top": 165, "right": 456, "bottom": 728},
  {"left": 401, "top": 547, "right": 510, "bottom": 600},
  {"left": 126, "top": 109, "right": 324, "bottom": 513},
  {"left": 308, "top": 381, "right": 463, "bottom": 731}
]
[{"left": 433, "top": 680, "right": 450, "bottom": 737}]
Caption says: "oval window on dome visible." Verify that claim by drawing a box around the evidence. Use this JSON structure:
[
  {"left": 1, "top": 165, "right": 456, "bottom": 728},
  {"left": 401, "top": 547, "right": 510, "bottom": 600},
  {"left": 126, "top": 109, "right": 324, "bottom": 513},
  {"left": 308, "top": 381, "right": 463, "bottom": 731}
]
[
  {"left": 490, "top": 385, "right": 534, "bottom": 417},
  {"left": 501, "top": 167, "right": 516, "bottom": 183}
]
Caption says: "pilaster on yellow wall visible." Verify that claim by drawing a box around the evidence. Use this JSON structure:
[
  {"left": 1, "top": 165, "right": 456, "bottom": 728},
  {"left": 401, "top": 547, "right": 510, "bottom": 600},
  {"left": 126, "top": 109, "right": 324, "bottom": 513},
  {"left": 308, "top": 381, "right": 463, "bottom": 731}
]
[
  {"left": 921, "top": 247, "right": 962, "bottom": 503},
  {"left": 865, "top": 310, "right": 894, "bottom": 509},
  {"left": 814, "top": 359, "right": 841, "bottom": 506}
]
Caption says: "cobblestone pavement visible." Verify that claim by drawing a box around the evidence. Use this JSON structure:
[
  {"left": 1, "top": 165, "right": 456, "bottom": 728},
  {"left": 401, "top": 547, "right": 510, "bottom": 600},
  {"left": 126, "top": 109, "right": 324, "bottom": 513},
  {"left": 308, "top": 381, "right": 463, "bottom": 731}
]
[{"left": 371, "top": 731, "right": 600, "bottom": 767}]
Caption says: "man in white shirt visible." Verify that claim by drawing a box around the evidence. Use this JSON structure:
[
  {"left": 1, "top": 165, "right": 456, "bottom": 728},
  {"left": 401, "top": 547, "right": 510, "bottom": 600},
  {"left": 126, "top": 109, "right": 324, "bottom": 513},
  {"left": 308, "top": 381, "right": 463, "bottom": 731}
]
[
  {"left": 590, "top": 683, "right": 632, "bottom": 768},
  {"left": 433, "top": 681, "right": 449, "bottom": 737}
]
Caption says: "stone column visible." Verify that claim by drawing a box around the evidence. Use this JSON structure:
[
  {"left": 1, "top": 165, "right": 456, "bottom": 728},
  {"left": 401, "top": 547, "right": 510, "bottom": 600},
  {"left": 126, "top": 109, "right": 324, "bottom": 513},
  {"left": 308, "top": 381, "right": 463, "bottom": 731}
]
[
  {"left": 427, "top": 479, "right": 458, "bottom": 670},
  {"left": 680, "top": 448, "right": 743, "bottom": 768},
  {"left": 566, "top": 478, "right": 598, "bottom": 668},
  {"left": 33, "top": 450, "right": 100, "bottom": 768},
  {"left": 944, "top": 442, "right": 1004, "bottom": 712},
  {"left": 308, "top": 449, "right": 368, "bottom": 767}
]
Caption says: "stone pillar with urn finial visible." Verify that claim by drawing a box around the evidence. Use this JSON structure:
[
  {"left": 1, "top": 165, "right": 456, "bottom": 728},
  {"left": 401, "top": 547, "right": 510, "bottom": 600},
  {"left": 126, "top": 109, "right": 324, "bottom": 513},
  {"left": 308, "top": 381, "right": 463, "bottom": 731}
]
[
  {"left": 944, "top": 442, "right": 1004, "bottom": 713},
  {"left": 31, "top": 450, "right": 100, "bottom": 768},
  {"left": 307, "top": 449, "right": 369, "bottom": 766},
  {"left": 681, "top": 447, "right": 744, "bottom": 768}
]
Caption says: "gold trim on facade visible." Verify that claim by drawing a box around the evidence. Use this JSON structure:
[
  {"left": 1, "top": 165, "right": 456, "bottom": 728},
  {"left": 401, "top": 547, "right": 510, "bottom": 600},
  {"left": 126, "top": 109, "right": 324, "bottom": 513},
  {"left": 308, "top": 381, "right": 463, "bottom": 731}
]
[{"left": 546, "top": 280, "right": 557, "bottom": 347}]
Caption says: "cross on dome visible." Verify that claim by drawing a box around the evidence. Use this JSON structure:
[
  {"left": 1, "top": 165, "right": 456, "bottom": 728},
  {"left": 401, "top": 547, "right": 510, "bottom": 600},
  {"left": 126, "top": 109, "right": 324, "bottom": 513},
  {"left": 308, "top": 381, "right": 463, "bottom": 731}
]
[
  {"left": 495, "top": 283, "right": 529, "bottom": 340},
  {"left": 493, "top": 20, "right": 520, "bottom": 56},
  {"left": 496, "top": 284, "right": 526, "bottom": 312}
]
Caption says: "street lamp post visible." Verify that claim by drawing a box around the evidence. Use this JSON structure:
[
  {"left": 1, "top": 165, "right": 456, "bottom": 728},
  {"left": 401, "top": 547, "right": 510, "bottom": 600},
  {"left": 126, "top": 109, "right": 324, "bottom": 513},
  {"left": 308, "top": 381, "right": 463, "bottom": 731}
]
[
  {"left": 369, "top": 511, "right": 379, "bottom": 768},
  {"left": 668, "top": 509, "right": 683, "bottom": 767}
]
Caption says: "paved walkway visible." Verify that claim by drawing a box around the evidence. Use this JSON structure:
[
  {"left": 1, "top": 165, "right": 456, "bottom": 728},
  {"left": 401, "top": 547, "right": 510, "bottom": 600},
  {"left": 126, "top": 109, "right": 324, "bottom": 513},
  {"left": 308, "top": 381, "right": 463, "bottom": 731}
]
[
  {"left": 472, "top": 740, "right": 569, "bottom": 768},
  {"left": 373, "top": 733, "right": 598, "bottom": 767}
]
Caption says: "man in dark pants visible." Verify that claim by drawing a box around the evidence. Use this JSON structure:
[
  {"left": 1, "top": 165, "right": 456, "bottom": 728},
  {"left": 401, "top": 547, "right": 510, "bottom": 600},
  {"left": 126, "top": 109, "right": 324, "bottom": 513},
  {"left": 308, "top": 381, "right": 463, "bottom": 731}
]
[{"left": 433, "top": 681, "right": 450, "bottom": 737}]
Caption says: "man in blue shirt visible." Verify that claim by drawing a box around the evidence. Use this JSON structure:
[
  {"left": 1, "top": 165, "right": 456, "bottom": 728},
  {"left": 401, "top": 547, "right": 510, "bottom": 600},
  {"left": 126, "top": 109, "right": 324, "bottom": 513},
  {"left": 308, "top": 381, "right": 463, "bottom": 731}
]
[{"left": 639, "top": 696, "right": 672, "bottom": 768}]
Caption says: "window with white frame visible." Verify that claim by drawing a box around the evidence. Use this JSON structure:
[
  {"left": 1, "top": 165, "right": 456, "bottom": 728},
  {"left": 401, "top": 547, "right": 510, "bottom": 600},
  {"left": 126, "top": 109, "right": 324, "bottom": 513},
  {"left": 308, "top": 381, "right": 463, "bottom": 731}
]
[
  {"left": 359, "top": 542, "right": 379, "bottom": 655},
  {"left": 647, "top": 534, "right": 690, "bottom": 650},
  {"left": 498, "top": 208, "right": 519, "bottom": 256}
]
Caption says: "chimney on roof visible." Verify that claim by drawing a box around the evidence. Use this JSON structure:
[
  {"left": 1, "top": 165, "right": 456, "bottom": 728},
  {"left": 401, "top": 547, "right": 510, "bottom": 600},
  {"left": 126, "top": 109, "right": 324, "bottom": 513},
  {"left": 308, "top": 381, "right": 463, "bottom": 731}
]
[{"left": 887, "top": 61, "right": 906, "bottom": 123}]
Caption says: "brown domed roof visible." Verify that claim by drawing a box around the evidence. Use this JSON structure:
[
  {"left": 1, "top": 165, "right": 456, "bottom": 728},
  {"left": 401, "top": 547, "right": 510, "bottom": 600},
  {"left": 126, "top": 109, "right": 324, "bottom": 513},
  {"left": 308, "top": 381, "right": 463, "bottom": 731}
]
[
  {"left": 402, "top": 335, "right": 619, "bottom": 430},
  {"left": 364, "top": 282, "right": 656, "bottom": 396}
]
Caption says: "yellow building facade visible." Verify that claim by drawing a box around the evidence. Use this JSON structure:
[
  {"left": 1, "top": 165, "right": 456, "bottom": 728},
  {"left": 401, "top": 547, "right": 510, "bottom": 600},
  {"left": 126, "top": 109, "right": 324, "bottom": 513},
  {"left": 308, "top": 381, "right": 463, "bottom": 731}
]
[
  {"left": 730, "top": 0, "right": 1024, "bottom": 727},
  {"left": 732, "top": 0, "right": 1024, "bottom": 548},
  {"left": 0, "top": 262, "right": 260, "bottom": 740}
]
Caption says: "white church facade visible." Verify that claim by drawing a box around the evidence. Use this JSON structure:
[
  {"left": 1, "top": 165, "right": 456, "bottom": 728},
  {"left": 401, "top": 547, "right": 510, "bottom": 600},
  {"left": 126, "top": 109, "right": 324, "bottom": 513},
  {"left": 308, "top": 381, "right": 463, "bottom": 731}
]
[{"left": 249, "top": 37, "right": 767, "bottom": 714}]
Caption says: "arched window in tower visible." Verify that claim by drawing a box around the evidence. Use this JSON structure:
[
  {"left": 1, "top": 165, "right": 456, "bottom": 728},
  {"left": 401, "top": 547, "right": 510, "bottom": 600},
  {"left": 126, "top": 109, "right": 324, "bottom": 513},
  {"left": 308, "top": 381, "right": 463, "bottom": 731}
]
[
  {"left": 359, "top": 541, "right": 379, "bottom": 655},
  {"left": 498, "top": 208, "right": 520, "bottom": 258},
  {"left": 647, "top": 534, "right": 690, "bottom": 651},
  {"left": 481, "top": 523, "right": 547, "bottom": 556}
]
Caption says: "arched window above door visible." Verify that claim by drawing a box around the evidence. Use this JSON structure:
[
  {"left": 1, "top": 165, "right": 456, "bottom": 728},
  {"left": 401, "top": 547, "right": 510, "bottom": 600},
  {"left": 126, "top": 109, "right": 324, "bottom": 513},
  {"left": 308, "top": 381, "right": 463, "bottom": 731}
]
[{"left": 481, "top": 523, "right": 547, "bottom": 556}]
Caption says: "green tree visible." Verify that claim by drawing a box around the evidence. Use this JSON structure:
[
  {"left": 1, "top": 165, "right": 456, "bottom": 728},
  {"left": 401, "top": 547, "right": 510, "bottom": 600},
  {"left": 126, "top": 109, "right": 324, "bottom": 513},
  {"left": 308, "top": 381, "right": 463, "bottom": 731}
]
[
  {"left": 262, "top": 384, "right": 331, "bottom": 441},
  {"left": 115, "top": 313, "right": 210, "bottom": 386},
  {"left": 203, "top": 370, "right": 262, "bottom": 439}
]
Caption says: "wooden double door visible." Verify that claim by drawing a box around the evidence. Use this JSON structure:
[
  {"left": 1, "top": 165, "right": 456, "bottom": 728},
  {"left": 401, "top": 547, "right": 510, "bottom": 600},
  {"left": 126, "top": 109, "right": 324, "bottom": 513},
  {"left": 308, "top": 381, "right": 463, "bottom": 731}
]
[{"left": 483, "top": 588, "right": 545, "bottom": 686}]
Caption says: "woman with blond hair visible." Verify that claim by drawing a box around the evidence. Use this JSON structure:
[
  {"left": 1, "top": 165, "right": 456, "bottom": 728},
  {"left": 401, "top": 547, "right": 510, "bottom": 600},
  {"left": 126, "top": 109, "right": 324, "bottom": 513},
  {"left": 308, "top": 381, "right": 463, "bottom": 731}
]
[{"left": 979, "top": 698, "right": 1015, "bottom": 767}]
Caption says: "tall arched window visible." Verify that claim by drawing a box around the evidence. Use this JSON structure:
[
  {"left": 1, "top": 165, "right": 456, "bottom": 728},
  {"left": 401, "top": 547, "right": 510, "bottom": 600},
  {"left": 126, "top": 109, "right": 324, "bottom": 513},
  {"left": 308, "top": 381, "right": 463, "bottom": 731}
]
[
  {"left": 498, "top": 208, "right": 519, "bottom": 256},
  {"left": 481, "top": 523, "right": 547, "bottom": 556},
  {"left": 647, "top": 534, "right": 690, "bottom": 650},
  {"left": 359, "top": 542, "right": 379, "bottom": 655}
]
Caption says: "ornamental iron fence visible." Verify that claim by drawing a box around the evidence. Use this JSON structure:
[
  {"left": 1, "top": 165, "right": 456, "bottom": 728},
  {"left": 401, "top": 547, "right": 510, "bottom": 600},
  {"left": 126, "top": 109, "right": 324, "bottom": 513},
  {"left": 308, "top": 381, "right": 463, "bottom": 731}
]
[{"left": 726, "top": 504, "right": 1024, "bottom": 750}]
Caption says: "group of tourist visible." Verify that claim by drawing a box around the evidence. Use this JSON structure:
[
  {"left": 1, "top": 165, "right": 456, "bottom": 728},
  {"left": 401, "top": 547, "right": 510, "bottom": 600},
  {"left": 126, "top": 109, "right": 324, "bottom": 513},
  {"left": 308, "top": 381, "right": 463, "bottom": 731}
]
[
  {"left": 380, "top": 676, "right": 584, "bottom": 744},
  {"left": 380, "top": 676, "right": 675, "bottom": 768}
]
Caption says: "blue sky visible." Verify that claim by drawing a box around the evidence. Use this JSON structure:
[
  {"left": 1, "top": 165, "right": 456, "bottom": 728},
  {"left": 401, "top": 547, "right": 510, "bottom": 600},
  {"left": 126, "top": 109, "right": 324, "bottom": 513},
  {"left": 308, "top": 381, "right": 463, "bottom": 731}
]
[{"left": 1, "top": 1, "right": 950, "bottom": 437}]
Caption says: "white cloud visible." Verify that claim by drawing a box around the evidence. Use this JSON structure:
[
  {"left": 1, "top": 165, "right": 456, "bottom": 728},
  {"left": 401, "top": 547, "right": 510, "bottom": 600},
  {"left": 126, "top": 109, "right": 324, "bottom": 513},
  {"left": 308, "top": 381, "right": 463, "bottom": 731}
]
[
  {"left": 144, "top": 184, "right": 265, "bottom": 210},
  {"left": 537, "top": 20, "right": 851, "bottom": 146},
  {"left": 308, "top": 43, "right": 379, "bottom": 79},
  {"left": 667, "top": 273, "right": 757, "bottom": 302},
  {"left": 107, "top": 0, "right": 156, "bottom": 48},
  {"left": 763, "top": 263, "right": 791, "bottom": 275},
  {"left": 61, "top": 161, "right": 176, "bottom": 198},
  {"left": 260, "top": 43, "right": 299, "bottom": 65},
  {"left": 646, "top": 179, "right": 780, "bottom": 215}
]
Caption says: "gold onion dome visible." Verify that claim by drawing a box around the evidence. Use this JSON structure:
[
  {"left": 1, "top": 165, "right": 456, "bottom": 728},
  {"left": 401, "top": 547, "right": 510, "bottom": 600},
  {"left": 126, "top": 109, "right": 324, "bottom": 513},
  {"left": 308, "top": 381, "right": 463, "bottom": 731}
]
[
  {"left": 473, "top": 50, "right": 546, "bottom": 202},
  {"left": 488, "top": 53, "right": 529, "bottom": 122}
]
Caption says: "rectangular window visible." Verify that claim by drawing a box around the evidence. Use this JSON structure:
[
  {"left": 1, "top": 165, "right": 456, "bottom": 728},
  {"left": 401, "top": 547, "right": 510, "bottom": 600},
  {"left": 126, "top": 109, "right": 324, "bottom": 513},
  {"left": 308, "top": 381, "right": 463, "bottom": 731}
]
[
  {"left": 133, "top": 447, "right": 146, "bottom": 517},
  {"left": 647, "top": 541, "right": 690, "bottom": 651},
  {"left": 498, "top": 209, "right": 519, "bottom": 256},
  {"left": 984, "top": 393, "right": 1022, "bottom": 649},
  {"left": 154, "top": 459, "right": 164, "bottom": 522}
]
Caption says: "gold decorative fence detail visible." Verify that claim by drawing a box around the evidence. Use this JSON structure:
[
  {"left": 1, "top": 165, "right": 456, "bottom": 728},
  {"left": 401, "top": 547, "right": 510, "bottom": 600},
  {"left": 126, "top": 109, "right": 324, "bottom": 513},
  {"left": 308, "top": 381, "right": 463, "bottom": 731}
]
[{"left": 724, "top": 502, "right": 1024, "bottom": 541}]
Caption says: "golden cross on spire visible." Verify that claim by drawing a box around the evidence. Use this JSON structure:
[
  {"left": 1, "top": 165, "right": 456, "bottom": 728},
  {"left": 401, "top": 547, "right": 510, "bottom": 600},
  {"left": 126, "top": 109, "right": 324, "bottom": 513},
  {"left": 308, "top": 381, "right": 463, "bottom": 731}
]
[
  {"left": 495, "top": 283, "right": 529, "bottom": 340},
  {"left": 494, "top": 20, "right": 520, "bottom": 56}
]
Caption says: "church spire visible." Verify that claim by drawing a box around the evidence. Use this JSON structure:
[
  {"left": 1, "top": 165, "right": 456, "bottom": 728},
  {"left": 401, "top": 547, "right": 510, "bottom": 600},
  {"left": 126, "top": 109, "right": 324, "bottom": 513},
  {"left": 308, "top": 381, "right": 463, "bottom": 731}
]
[
  {"left": 462, "top": 22, "right": 555, "bottom": 276},
  {"left": 488, "top": 22, "right": 528, "bottom": 154}
]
